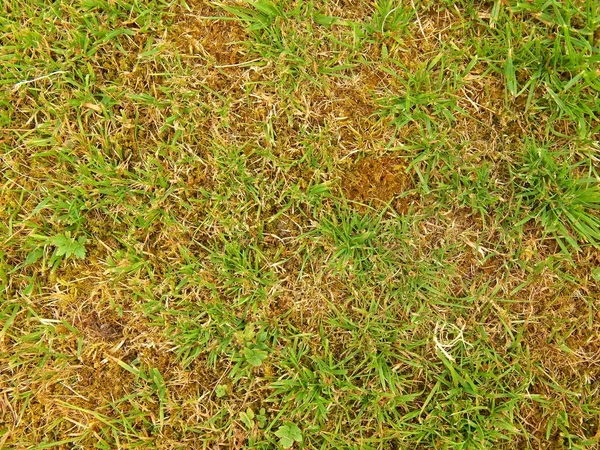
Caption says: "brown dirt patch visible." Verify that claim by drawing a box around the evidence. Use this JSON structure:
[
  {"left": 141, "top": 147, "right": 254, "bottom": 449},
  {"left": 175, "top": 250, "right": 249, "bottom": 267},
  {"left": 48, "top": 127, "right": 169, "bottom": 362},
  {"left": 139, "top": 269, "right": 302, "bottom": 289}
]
[
  {"left": 342, "top": 156, "right": 416, "bottom": 212},
  {"left": 79, "top": 310, "right": 125, "bottom": 342}
]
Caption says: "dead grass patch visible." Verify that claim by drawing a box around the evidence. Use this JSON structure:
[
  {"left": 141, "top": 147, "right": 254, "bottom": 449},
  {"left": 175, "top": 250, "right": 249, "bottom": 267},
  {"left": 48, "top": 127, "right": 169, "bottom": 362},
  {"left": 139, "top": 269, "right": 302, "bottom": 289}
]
[
  {"left": 171, "top": 1, "right": 246, "bottom": 66},
  {"left": 342, "top": 155, "right": 416, "bottom": 213}
]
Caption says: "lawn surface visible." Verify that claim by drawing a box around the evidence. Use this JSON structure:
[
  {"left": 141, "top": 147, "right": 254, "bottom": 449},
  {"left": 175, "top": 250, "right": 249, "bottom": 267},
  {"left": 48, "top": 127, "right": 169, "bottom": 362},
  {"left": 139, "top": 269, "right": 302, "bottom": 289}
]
[{"left": 1, "top": 0, "right": 600, "bottom": 448}]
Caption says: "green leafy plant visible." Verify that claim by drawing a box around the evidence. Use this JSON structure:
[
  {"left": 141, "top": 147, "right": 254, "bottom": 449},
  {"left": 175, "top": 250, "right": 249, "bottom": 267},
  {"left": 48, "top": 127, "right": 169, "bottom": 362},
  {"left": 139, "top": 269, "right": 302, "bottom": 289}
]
[
  {"left": 256, "top": 408, "right": 267, "bottom": 429},
  {"left": 24, "top": 232, "right": 88, "bottom": 270},
  {"left": 215, "top": 385, "right": 228, "bottom": 398},
  {"left": 50, "top": 232, "right": 87, "bottom": 260},
  {"left": 240, "top": 408, "right": 256, "bottom": 430},
  {"left": 240, "top": 407, "right": 267, "bottom": 431},
  {"left": 274, "top": 423, "right": 302, "bottom": 449},
  {"left": 243, "top": 347, "right": 269, "bottom": 367},
  {"left": 229, "top": 324, "right": 272, "bottom": 379}
]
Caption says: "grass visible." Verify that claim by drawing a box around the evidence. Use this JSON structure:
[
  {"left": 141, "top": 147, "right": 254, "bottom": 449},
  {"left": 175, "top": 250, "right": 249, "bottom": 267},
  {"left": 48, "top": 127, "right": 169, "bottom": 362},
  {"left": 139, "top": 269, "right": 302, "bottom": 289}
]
[{"left": 1, "top": 0, "right": 600, "bottom": 448}]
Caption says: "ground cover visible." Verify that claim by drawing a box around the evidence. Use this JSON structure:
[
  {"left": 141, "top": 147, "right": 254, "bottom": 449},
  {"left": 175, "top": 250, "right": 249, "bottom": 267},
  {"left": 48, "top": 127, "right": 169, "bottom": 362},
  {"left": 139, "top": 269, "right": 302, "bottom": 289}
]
[{"left": 1, "top": 0, "right": 600, "bottom": 448}]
